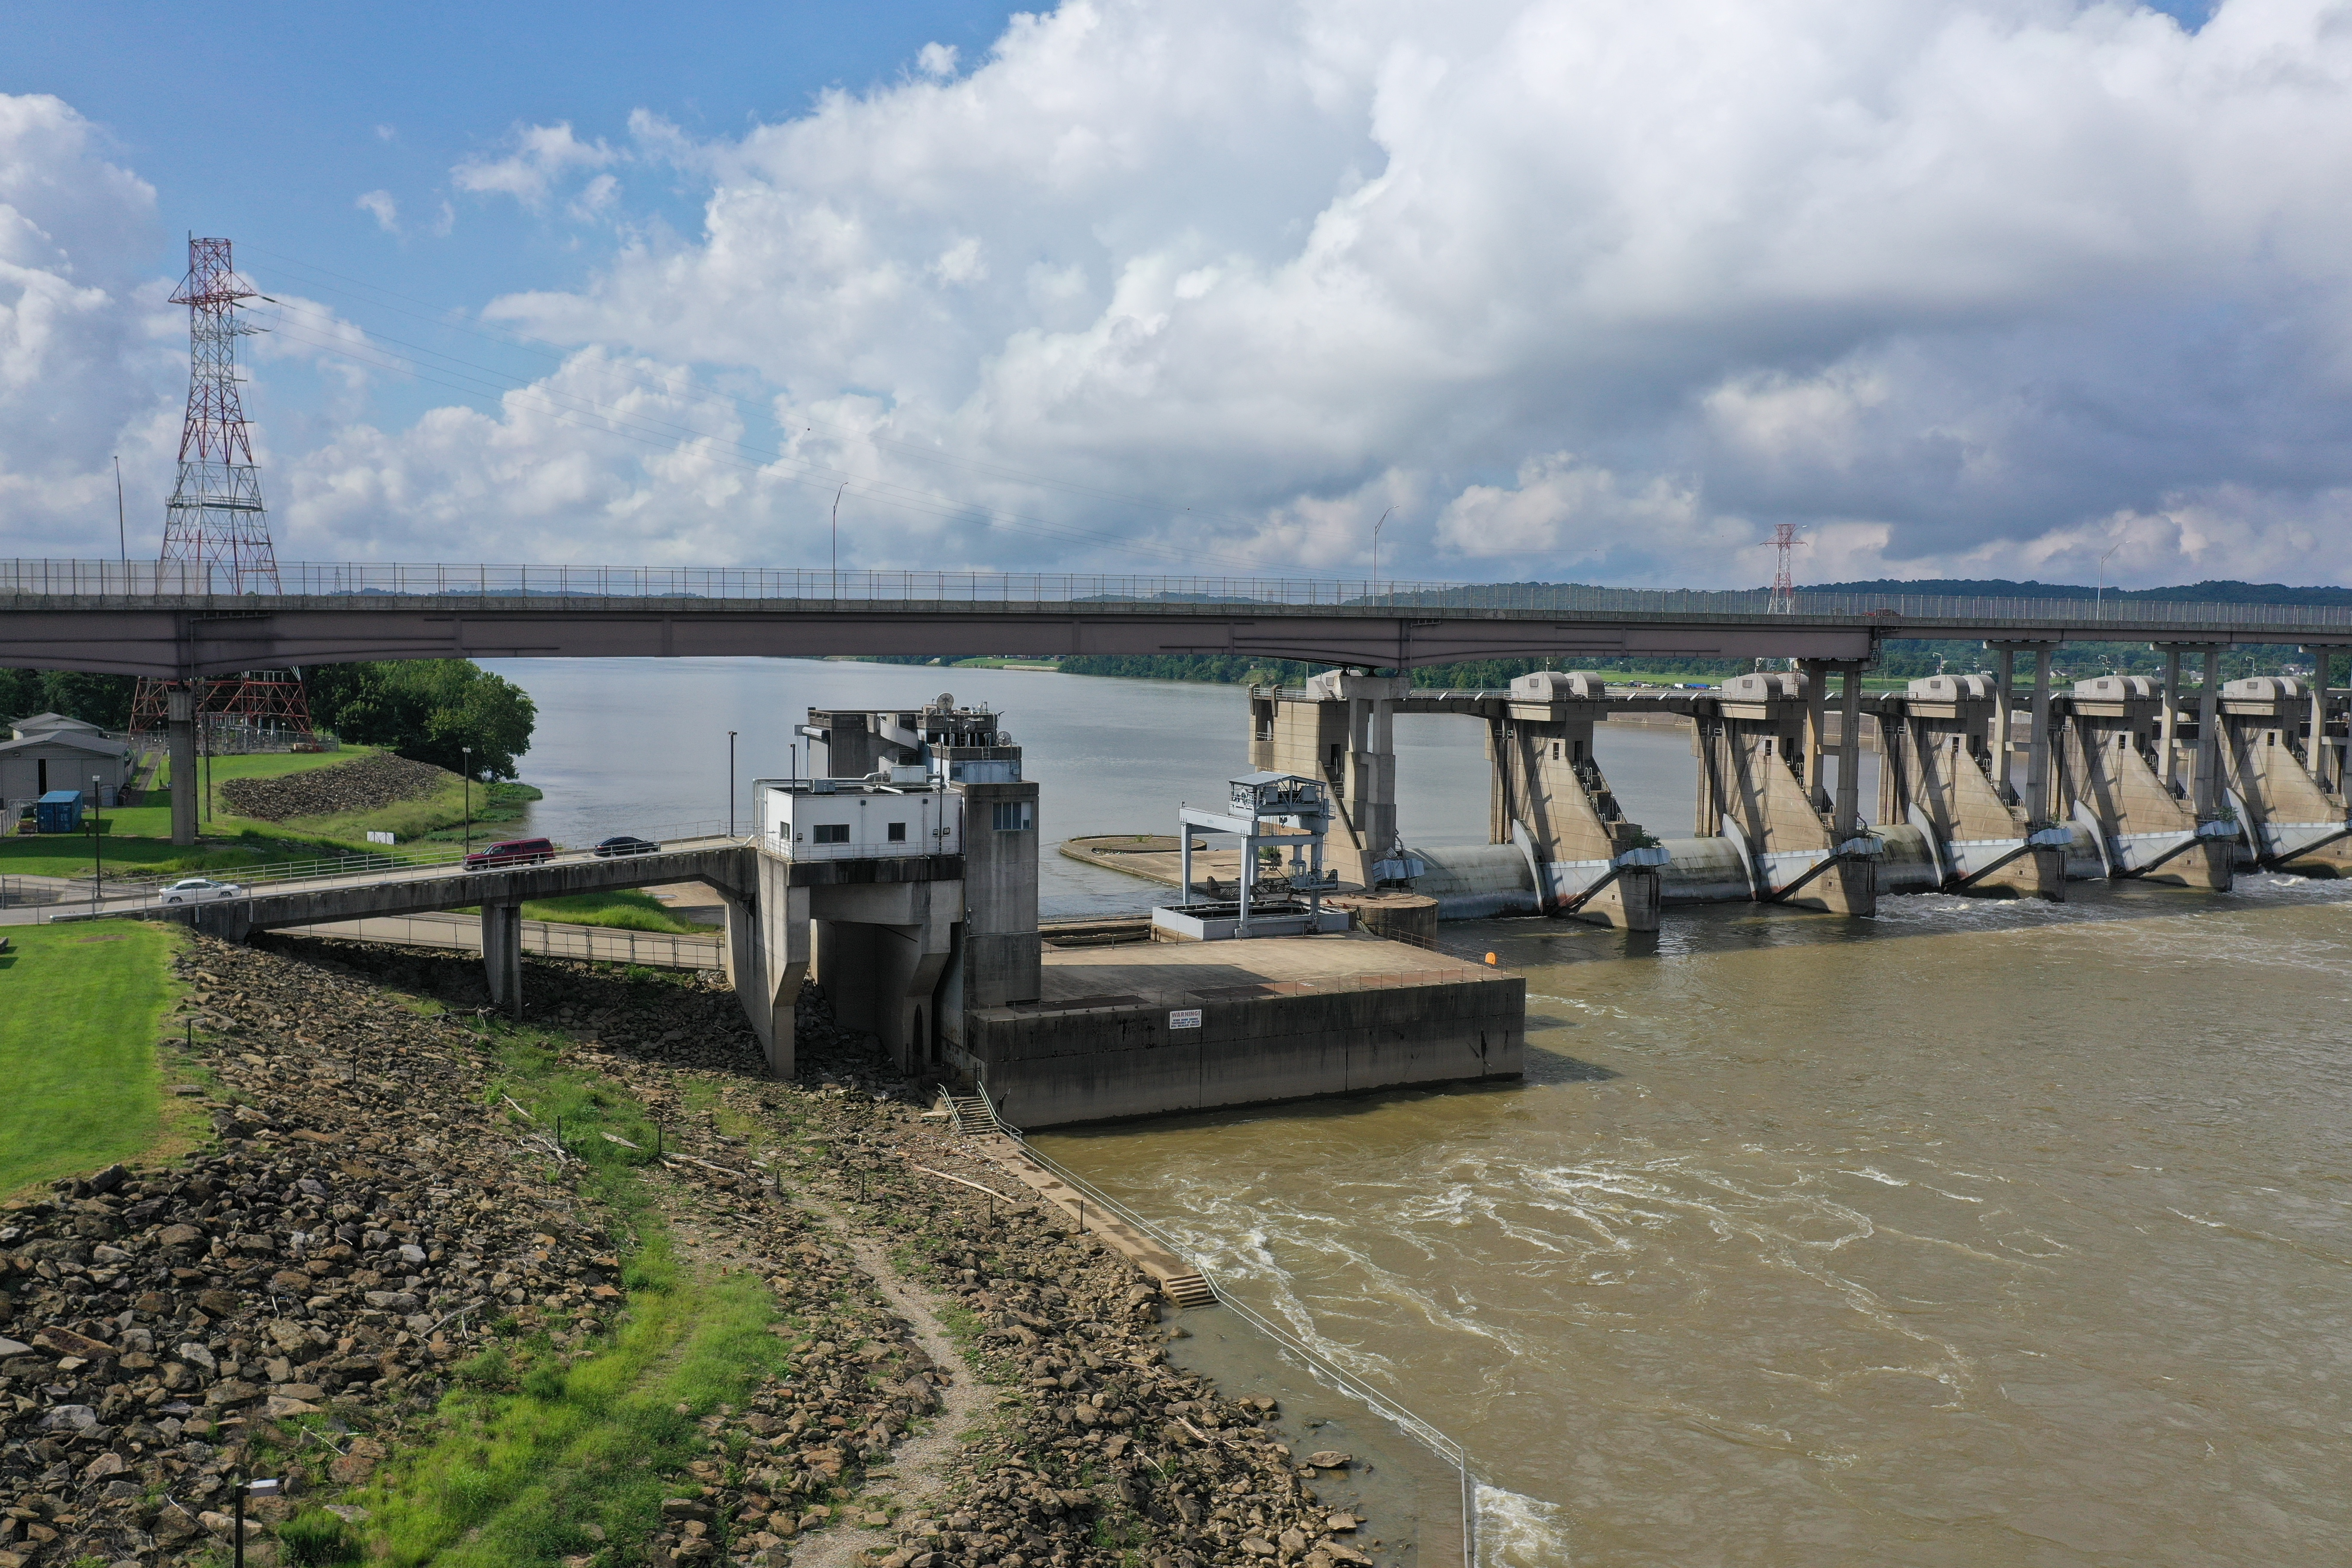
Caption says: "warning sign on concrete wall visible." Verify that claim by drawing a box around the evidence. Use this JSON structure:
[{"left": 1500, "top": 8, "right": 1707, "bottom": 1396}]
[{"left": 1168, "top": 1008, "right": 1203, "bottom": 1029}]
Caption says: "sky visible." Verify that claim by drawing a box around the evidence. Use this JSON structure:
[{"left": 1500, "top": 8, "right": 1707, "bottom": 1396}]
[{"left": 8, "top": 0, "right": 2349, "bottom": 592}]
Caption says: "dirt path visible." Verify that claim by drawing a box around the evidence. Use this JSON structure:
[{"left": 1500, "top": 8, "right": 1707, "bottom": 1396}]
[{"left": 786, "top": 1194, "right": 998, "bottom": 1568}]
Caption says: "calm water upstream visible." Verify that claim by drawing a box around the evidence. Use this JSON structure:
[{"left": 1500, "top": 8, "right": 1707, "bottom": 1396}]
[{"left": 493, "top": 659, "right": 2352, "bottom": 1565}]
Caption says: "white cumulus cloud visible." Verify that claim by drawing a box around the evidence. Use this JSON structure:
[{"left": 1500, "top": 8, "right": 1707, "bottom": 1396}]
[
  {"left": 453, "top": 121, "right": 622, "bottom": 211},
  {"left": 20, "top": 2, "right": 2352, "bottom": 591},
  {"left": 0, "top": 93, "right": 178, "bottom": 557}
]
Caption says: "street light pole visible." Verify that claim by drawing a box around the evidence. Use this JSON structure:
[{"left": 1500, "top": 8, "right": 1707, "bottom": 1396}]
[
  {"left": 2097, "top": 540, "right": 2123, "bottom": 620},
  {"left": 728, "top": 730, "right": 738, "bottom": 836},
  {"left": 831, "top": 483, "right": 847, "bottom": 600},
  {"left": 90, "top": 774, "right": 102, "bottom": 916},
  {"left": 461, "top": 746, "right": 473, "bottom": 857},
  {"left": 1371, "top": 506, "right": 1393, "bottom": 603}
]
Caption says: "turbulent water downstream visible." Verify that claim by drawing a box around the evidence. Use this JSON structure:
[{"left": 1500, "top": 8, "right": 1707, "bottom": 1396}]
[
  {"left": 496, "top": 658, "right": 2352, "bottom": 1565},
  {"left": 1044, "top": 885, "right": 2352, "bottom": 1565}
]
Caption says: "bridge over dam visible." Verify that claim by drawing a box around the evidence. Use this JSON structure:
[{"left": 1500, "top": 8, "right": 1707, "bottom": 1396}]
[{"left": 9, "top": 558, "right": 2347, "bottom": 921}]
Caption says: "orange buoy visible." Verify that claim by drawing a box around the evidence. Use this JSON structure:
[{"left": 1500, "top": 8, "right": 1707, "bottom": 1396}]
[{"left": 1484, "top": 951, "right": 1499, "bottom": 966}]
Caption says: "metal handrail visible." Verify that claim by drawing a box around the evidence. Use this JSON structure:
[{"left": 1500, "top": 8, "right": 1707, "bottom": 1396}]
[
  {"left": 99, "top": 821, "right": 746, "bottom": 896},
  {"left": 971, "top": 1081, "right": 1479, "bottom": 1564},
  {"left": 6, "top": 556, "right": 2352, "bottom": 632}
]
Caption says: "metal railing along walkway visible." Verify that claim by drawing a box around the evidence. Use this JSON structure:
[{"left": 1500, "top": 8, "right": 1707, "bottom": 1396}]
[
  {"left": 284, "top": 910, "right": 723, "bottom": 970},
  {"left": 6, "top": 556, "right": 2351, "bottom": 633},
  {"left": 965, "top": 1081, "right": 1480, "bottom": 1566},
  {"left": 34, "top": 827, "right": 749, "bottom": 924}
]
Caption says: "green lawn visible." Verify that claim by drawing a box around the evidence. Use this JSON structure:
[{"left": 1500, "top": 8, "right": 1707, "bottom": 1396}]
[
  {"left": 6, "top": 744, "right": 544, "bottom": 877},
  {"left": 0, "top": 919, "right": 182, "bottom": 1197},
  {"left": 448, "top": 891, "right": 707, "bottom": 934},
  {"left": 520, "top": 891, "right": 707, "bottom": 934}
]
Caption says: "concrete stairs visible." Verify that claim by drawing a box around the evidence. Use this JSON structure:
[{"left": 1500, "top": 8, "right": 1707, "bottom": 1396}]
[{"left": 939, "top": 1090, "right": 1219, "bottom": 1309}]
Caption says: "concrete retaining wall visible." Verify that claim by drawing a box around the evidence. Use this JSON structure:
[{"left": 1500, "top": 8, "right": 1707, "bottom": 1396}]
[{"left": 969, "top": 976, "right": 1525, "bottom": 1128}]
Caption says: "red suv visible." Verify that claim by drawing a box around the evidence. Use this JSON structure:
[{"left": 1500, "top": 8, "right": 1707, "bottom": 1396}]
[{"left": 464, "top": 837, "right": 556, "bottom": 870}]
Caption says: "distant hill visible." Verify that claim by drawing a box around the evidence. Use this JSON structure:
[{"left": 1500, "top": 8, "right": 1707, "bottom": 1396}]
[{"left": 1797, "top": 577, "right": 2352, "bottom": 604}]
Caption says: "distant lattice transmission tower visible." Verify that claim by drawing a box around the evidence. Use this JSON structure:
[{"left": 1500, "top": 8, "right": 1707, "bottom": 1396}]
[
  {"left": 1768, "top": 523, "right": 1804, "bottom": 614},
  {"left": 131, "top": 237, "right": 316, "bottom": 752}
]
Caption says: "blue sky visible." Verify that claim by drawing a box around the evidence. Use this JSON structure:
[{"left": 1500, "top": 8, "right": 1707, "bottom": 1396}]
[
  {"left": 1, "top": 2, "right": 1017, "bottom": 304},
  {"left": 1, "top": 0, "right": 2343, "bottom": 591}
]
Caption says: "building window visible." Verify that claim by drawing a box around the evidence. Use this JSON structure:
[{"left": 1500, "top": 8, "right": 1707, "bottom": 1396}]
[
  {"left": 992, "top": 801, "right": 1033, "bottom": 832},
  {"left": 887, "top": 821, "right": 907, "bottom": 842},
  {"left": 812, "top": 823, "right": 850, "bottom": 844}
]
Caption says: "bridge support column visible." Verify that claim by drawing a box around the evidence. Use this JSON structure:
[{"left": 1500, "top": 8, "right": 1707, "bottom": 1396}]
[
  {"left": 2311, "top": 650, "right": 2333, "bottom": 793},
  {"left": 167, "top": 687, "right": 197, "bottom": 848},
  {"left": 722, "top": 853, "right": 808, "bottom": 1080},
  {"left": 2026, "top": 648, "right": 2054, "bottom": 826},
  {"left": 1813, "top": 662, "right": 1877, "bottom": 917},
  {"left": 2160, "top": 648, "right": 2184, "bottom": 795},
  {"left": 1991, "top": 646, "right": 2016, "bottom": 803},
  {"left": 482, "top": 900, "right": 523, "bottom": 1017},
  {"left": 1801, "top": 660, "right": 1830, "bottom": 811},
  {"left": 2196, "top": 647, "right": 2222, "bottom": 818}
]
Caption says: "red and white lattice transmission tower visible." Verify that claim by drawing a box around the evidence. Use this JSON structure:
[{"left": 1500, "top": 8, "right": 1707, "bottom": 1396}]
[
  {"left": 1768, "top": 523, "right": 1805, "bottom": 614},
  {"left": 130, "top": 237, "right": 315, "bottom": 750}
]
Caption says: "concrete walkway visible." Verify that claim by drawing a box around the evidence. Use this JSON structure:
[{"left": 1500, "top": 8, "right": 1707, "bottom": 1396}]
[{"left": 280, "top": 909, "right": 723, "bottom": 970}]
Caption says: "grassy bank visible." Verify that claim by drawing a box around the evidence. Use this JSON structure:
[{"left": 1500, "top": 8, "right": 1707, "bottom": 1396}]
[
  {"left": 446, "top": 892, "right": 708, "bottom": 934},
  {"left": 523, "top": 891, "right": 707, "bottom": 934},
  {"left": 5, "top": 746, "right": 544, "bottom": 879},
  {"left": 353, "top": 1026, "right": 794, "bottom": 1565},
  {"left": 0, "top": 919, "right": 187, "bottom": 1197}
]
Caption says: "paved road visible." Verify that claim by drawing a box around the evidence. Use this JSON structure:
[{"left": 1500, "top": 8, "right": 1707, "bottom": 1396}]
[{"left": 14, "top": 834, "right": 745, "bottom": 925}]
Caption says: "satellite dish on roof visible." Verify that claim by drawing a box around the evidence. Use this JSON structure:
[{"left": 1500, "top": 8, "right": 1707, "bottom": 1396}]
[{"left": 937, "top": 692, "right": 955, "bottom": 708}]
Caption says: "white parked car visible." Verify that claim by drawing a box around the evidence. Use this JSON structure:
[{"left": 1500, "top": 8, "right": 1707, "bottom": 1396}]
[{"left": 160, "top": 877, "right": 244, "bottom": 904}]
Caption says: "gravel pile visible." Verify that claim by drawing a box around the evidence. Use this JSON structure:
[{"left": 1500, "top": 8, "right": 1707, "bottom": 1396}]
[
  {"left": 217, "top": 751, "right": 450, "bottom": 822},
  {"left": 1, "top": 933, "right": 1403, "bottom": 1568}
]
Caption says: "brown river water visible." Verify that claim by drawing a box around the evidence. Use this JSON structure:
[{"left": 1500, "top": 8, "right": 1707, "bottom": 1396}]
[
  {"left": 490, "top": 660, "right": 2352, "bottom": 1565},
  {"left": 1041, "top": 881, "right": 2352, "bottom": 1566}
]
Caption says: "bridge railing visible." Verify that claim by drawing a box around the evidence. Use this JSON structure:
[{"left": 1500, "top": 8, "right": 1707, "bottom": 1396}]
[
  {"left": 7, "top": 557, "right": 2352, "bottom": 631},
  {"left": 81, "top": 824, "right": 746, "bottom": 906}
]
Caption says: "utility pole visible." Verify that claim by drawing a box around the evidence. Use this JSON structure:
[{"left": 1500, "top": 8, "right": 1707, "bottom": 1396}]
[
  {"left": 90, "top": 774, "right": 103, "bottom": 916},
  {"left": 461, "top": 746, "right": 473, "bottom": 856}
]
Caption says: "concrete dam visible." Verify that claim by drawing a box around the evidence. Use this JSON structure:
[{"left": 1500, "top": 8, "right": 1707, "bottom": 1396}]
[{"left": 1067, "top": 652, "right": 2352, "bottom": 926}]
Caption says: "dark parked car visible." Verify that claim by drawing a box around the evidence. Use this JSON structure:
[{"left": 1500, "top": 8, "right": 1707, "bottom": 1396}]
[
  {"left": 594, "top": 834, "right": 662, "bottom": 858},
  {"left": 464, "top": 836, "right": 557, "bottom": 870}
]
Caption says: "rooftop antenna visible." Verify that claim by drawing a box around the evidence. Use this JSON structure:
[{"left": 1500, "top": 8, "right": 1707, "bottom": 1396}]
[{"left": 1769, "top": 524, "right": 1805, "bottom": 614}]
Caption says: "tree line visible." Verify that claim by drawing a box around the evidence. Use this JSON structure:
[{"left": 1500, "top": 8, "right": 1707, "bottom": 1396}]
[{"left": 0, "top": 660, "right": 536, "bottom": 778}]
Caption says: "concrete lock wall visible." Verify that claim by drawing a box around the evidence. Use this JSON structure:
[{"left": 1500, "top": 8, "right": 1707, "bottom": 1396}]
[{"left": 969, "top": 976, "right": 1525, "bottom": 1129}]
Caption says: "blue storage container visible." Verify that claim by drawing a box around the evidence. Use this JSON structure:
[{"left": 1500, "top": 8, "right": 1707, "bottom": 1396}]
[{"left": 35, "top": 789, "right": 83, "bottom": 833}]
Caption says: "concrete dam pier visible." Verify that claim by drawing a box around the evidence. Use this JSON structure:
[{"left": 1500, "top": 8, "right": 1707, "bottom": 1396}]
[{"left": 1073, "top": 653, "right": 2352, "bottom": 927}]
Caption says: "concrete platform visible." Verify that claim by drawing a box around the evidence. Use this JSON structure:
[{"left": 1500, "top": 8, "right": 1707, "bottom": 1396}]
[{"left": 959, "top": 931, "right": 1524, "bottom": 1128}]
